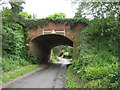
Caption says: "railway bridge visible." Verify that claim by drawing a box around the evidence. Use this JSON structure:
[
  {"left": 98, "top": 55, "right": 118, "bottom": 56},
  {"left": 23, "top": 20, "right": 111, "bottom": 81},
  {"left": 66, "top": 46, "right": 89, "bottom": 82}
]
[{"left": 26, "top": 19, "right": 86, "bottom": 63}]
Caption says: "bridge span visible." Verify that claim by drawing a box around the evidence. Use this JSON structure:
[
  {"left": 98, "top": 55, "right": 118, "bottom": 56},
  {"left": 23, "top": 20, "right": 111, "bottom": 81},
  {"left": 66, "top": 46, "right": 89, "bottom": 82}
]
[{"left": 27, "top": 20, "right": 85, "bottom": 63}]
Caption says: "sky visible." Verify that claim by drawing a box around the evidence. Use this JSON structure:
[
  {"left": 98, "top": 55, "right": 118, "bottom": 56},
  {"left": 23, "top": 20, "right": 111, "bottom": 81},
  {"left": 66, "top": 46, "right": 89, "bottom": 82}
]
[
  {"left": 0, "top": 0, "right": 94, "bottom": 19},
  {"left": 1, "top": 0, "right": 78, "bottom": 18},
  {"left": 22, "top": 0, "right": 77, "bottom": 18},
  {"left": 1, "top": 0, "right": 119, "bottom": 19}
]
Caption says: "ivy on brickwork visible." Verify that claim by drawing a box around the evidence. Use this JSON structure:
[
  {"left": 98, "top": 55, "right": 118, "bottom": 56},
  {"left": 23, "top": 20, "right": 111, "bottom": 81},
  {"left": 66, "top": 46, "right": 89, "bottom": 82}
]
[{"left": 24, "top": 18, "right": 89, "bottom": 30}]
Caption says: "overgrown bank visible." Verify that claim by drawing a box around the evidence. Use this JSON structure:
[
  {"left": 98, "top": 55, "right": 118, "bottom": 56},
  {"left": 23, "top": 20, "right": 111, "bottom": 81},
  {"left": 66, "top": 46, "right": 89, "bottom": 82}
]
[
  {"left": 2, "top": 1, "right": 40, "bottom": 84},
  {"left": 67, "top": 18, "right": 119, "bottom": 88}
]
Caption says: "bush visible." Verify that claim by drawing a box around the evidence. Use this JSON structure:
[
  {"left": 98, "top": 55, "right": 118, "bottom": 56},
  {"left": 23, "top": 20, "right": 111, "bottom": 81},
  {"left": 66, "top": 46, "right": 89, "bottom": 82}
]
[
  {"left": 78, "top": 64, "right": 117, "bottom": 80},
  {"left": 2, "top": 7, "right": 40, "bottom": 74},
  {"left": 2, "top": 26, "right": 24, "bottom": 56},
  {"left": 106, "top": 64, "right": 119, "bottom": 88},
  {"left": 2, "top": 55, "right": 30, "bottom": 72},
  {"left": 50, "top": 55, "right": 58, "bottom": 62},
  {"left": 83, "top": 79, "right": 106, "bottom": 88},
  {"left": 75, "top": 64, "right": 119, "bottom": 88},
  {"left": 27, "top": 53, "right": 41, "bottom": 64},
  {"left": 63, "top": 52, "right": 72, "bottom": 59},
  {"left": 67, "top": 13, "right": 119, "bottom": 89}
]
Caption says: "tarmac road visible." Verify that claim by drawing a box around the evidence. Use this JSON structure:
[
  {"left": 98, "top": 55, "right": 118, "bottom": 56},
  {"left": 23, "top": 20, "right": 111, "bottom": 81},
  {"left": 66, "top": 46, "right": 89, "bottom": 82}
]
[{"left": 3, "top": 63, "right": 68, "bottom": 88}]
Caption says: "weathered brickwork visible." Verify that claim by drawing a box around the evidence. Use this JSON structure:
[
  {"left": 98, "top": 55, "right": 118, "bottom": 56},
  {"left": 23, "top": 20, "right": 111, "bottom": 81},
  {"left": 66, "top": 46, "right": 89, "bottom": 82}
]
[{"left": 27, "top": 22, "right": 84, "bottom": 63}]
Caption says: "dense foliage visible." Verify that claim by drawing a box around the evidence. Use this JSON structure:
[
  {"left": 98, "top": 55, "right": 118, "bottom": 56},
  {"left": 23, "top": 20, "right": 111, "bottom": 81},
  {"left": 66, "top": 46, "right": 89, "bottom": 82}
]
[
  {"left": 69, "top": 18, "right": 119, "bottom": 88},
  {"left": 67, "top": 1, "right": 119, "bottom": 88},
  {"left": 24, "top": 12, "right": 88, "bottom": 29},
  {"left": 25, "top": 18, "right": 88, "bottom": 30},
  {"left": 2, "top": 1, "right": 40, "bottom": 72},
  {"left": 45, "top": 13, "right": 66, "bottom": 19},
  {"left": 73, "top": 1, "right": 120, "bottom": 19}
]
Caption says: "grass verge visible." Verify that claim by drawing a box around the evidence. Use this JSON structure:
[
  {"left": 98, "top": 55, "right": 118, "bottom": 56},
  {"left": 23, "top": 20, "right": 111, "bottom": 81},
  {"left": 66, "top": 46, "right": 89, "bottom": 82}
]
[
  {"left": 66, "top": 66, "right": 83, "bottom": 88},
  {"left": 1, "top": 64, "right": 38, "bottom": 84},
  {"left": 66, "top": 66, "right": 117, "bottom": 88}
]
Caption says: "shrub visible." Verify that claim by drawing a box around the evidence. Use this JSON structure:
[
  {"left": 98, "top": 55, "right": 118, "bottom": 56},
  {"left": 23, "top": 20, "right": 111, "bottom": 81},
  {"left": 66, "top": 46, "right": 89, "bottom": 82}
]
[
  {"left": 79, "top": 66, "right": 108, "bottom": 80},
  {"left": 83, "top": 79, "right": 106, "bottom": 88},
  {"left": 106, "top": 64, "right": 119, "bottom": 88},
  {"left": 75, "top": 64, "right": 119, "bottom": 88},
  {"left": 63, "top": 52, "right": 72, "bottom": 59},
  {"left": 78, "top": 64, "right": 118, "bottom": 80},
  {"left": 2, "top": 55, "right": 30, "bottom": 72},
  {"left": 2, "top": 26, "right": 24, "bottom": 56},
  {"left": 50, "top": 55, "right": 58, "bottom": 62},
  {"left": 27, "top": 53, "right": 41, "bottom": 64}
]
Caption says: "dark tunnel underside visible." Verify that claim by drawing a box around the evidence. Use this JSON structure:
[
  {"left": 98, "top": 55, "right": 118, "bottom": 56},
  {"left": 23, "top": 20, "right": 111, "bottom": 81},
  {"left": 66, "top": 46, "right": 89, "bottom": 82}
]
[{"left": 31, "top": 34, "right": 73, "bottom": 63}]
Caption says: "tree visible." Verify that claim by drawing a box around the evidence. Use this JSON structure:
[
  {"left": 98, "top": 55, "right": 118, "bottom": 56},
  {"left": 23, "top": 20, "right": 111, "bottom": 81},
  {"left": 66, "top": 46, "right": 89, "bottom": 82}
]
[
  {"left": 19, "top": 12, "right": 31, "bottom": 19},
  {"left": 10, "top": 1, "right": 25, "bottom": 14},
  {"left": 2, "top": 0, "right": 25, "bottom": 23},
  {"left": 45, "top": 13, "right": 66, "bottom": 19},
  {"left": 72, "top": 1, "right": 120, "bottom": 19}
]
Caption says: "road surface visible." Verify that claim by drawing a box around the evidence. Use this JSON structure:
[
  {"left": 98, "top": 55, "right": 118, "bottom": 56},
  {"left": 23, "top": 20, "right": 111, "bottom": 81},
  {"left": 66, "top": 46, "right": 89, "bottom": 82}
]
[{"left": 3, "top": 58, "right": 71, "bottom": 88}]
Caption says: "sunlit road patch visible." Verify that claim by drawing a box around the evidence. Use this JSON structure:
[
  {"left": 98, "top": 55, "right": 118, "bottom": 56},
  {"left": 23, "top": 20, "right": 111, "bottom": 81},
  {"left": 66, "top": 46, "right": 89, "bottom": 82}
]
[{"left": 53, "top": 57, "right": 72, "bottom": 68}]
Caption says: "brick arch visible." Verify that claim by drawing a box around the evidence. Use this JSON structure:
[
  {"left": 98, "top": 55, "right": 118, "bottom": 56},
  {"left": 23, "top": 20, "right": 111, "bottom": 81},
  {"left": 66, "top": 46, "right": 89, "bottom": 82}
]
[
  {"left": 30, "top": 34, "right": 73, "bottom": 63},
  {"left": 27, "top": 21, "right": 85, "bottom": 63}
]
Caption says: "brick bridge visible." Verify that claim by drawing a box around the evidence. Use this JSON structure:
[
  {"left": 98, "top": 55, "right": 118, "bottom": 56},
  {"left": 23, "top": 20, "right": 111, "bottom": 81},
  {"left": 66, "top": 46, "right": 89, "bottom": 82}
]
[{"left": 27, "top": 20, "right": 85, "bottom": 63}]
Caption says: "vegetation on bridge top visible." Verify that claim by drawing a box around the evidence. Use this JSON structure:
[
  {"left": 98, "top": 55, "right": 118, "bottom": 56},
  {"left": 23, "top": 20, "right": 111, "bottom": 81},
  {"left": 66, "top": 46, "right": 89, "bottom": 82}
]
[{"left": 25, "top": 18, "right": 89, "bottom": 30}]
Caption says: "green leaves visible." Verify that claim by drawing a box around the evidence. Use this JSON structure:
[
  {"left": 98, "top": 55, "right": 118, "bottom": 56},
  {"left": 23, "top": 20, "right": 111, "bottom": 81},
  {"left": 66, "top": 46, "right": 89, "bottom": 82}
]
[
  {"left": 74, "top": 2, "right": 120, "bottom": 19},
  {"left": 19, "top": 12, "right": 31, "bottom": 19},
  {"left": 25, "top": 18, "right": 89, "bottom": 30},
  {"left": 67, "top": 1, "right": 120, "bottom": 88},
  {"left": 2, "top": 26, "right": 24, "bottom": 55},
  {"left": 2, "top": 0, "right": 41, "bottom": 75},
  {"left": 70, "top": 9, "right": 119, "bottom": 88},
  {"left": 2, "top": 55, "right": 30, "bottom": 71},
  {"left": 45, "top": 13, "right": 66, "bottom": 19},
  {"left": 10, "top": 1, "right": 25, "bottom": 14}
]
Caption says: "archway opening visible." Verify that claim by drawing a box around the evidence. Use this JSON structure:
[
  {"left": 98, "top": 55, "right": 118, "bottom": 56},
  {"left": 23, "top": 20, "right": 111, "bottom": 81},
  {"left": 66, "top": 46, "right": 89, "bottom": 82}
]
[
  {"left": 50, "top": 45, "right": 73, "bottom": 63},
  {"left": 31, "top": 34, "right": 73, "bottom": 63}
]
